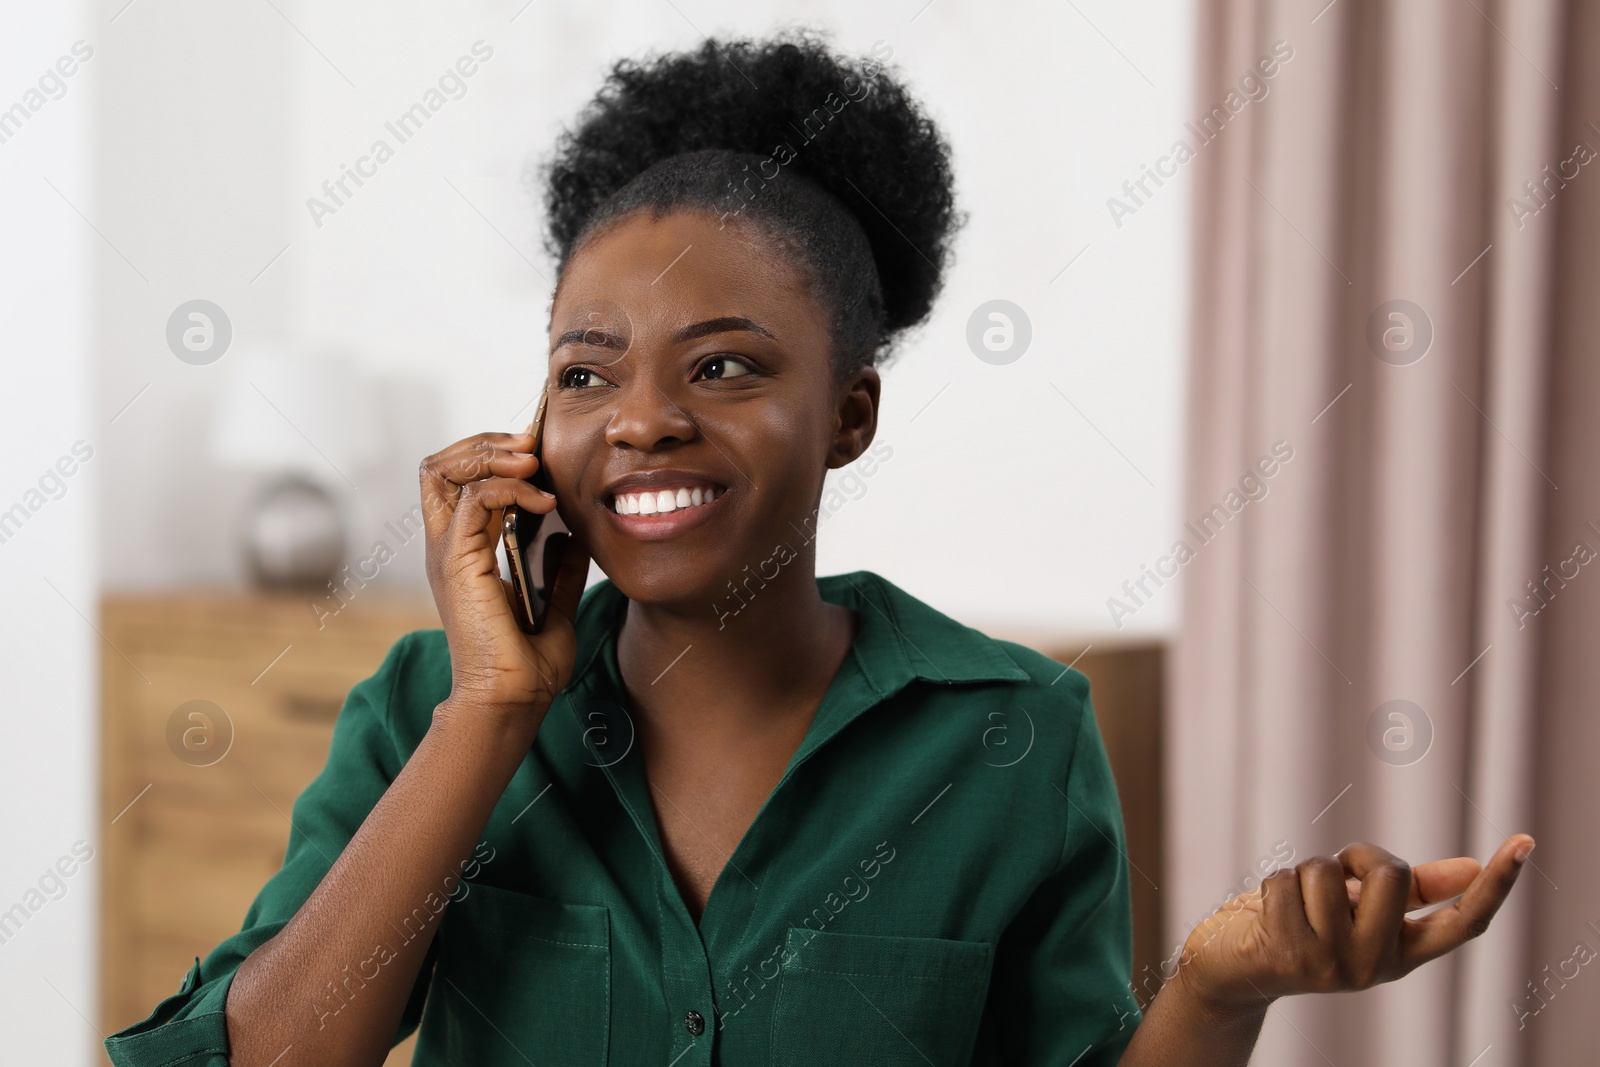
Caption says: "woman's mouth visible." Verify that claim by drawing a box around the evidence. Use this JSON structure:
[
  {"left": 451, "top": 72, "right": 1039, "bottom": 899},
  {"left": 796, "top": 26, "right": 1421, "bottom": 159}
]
[
  {"left": 609, "top": 483, "right": 723, "bottom": 515},
  {"left": 602, "top": 478, "right": 729, "bottom": 541}
]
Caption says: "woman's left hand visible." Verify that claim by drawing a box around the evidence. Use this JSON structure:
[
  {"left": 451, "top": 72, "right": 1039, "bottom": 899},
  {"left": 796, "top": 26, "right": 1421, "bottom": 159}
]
[{"left": 1174, "top": 834, "right": 1535, "bottom": 1014}]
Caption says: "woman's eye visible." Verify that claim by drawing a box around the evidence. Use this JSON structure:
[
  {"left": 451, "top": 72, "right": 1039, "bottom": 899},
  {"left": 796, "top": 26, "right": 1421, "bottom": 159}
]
[
  {"left": 699, "top": 355, "right": 754, "bottom": 381},
  {"left": 560, "top": 367, "right": 607, "bottom": 389}
]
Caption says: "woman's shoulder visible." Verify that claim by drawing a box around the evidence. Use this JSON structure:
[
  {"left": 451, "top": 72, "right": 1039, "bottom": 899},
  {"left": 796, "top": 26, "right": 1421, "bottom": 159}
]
[
  {"left": 823, "top": 568, "right": 1095, "bottom": 721},
  {"left": 828, "top": 571, "right": 1114, "bottom": 849}
]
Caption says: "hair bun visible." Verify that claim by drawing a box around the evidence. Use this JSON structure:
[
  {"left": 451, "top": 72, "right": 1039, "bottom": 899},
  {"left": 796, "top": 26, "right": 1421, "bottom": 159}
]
[{"left": 540, "top": 30, "right": 959, "bottom": 337}]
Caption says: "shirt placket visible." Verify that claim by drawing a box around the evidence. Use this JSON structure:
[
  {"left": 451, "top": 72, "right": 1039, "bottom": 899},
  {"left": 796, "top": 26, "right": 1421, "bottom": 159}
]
[
  {"left": 571, "top": 585, "right": 900, "bottom": 1066},
  {"left": 578, "top": 686, "right": 720, "bottom": 1065}
]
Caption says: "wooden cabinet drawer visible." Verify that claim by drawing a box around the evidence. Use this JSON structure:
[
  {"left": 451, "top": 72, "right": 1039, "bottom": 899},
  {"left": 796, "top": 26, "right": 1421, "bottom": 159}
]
[{"left": 101, "top": 592, "right": 439, "bottom": 1066}]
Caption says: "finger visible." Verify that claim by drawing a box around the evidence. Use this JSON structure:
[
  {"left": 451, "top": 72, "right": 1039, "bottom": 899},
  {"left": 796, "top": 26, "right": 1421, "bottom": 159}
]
[
  {"left": 1409, "top": 857, "right": 1482, "bottom": 908},
  {"left": 422, "top": 446, "right": 544, "bottom": 517},
  {"left": 423, "top": 431, "right": 539, "bottom": 483},
  {"left": 1402, "top": 835, "right": 1534, "bottom": 969},
  {"left": 1343, "top": 857, "right": 1483, "bottom": 910},
  {"left": 1258, "top": 866, "right": 1314, "bottom": 946},
  {"left": 442, "top": 478, "right": 558, "bottom": 556},
  {"left": 435, "top": 429, "right": 539, "bottom": 458},
  {"left": 1335, "top": 843, "right": 1410, "bottom": 966},
  {"left": 1298, "top": 857, "right": 1355, "bottom": 948},
  {"left": 418, "top": 434, "right": 545, "bottom": 537}
]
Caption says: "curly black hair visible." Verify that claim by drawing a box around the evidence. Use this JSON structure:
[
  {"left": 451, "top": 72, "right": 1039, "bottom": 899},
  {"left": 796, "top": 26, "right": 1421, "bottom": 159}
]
[{"left": 535, "top": 31, "right": 961, "bottom": 376}]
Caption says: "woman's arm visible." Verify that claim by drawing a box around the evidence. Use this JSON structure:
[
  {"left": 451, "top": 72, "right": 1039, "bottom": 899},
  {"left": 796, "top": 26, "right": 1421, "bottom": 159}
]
[
  {"left": 222, "top": 701, "right": 540, "bottom": 1066},
  {"left": 223, "top": 431, "right": 590, "bottom": 1067},
  {"left": 1116, "top": 836, "right": 1534, "bottom": 1066},
  {"left": 1115, "top": 968, "right": 1268, "bottom": 1065}
]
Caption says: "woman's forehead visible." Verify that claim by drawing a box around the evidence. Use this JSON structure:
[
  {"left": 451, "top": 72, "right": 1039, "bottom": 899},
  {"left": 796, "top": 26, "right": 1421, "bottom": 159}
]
[{"left": 549, "top": 210, "right": 826, "bottom": 341}]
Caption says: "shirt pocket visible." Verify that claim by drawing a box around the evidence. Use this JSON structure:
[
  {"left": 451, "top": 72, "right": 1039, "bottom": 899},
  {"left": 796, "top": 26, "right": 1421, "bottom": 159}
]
[
  {"left": 424, "top": 882, "right": 611, "bottom": 1065},
  {"left": 769, "top": 926, "right": 995, "bottom": 1067}
]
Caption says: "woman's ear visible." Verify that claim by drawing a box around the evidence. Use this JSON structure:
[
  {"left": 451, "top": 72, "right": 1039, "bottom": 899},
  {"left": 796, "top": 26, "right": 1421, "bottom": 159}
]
[{"left": 828, "top": 367, "right": 881, "bottom": 468}]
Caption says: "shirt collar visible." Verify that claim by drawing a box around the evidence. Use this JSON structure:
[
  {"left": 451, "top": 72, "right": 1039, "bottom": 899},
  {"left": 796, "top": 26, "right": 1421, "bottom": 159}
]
[
  {"left": 565, "top": 567, "right": 1029, "bottom": 708},
  {"left": 819, "top": 570, "right": 1032, "bottom": 691}
]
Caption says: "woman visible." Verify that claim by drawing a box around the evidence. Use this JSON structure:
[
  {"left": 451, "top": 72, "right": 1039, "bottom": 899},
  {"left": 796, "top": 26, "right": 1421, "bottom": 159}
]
[{"left": 105, "top": 33, "right": 1531, "bottom": 1067}]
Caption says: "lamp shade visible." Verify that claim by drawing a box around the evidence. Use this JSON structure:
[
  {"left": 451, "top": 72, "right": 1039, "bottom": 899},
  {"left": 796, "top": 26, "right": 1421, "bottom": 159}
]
[{"left": 210, "top": 346, "right": 382, "bottom": 481}]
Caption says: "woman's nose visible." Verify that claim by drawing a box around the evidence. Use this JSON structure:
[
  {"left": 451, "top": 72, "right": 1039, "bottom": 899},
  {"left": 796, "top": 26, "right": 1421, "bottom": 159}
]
[{"left": 603, "top": 376, "right": 698, "bottom": 452}]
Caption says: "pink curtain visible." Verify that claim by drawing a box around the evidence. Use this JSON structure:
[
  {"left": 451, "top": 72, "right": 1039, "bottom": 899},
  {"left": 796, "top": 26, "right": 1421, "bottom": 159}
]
[{"left": 1172, "top": 0, "right": 1600, "bottom": 1063}]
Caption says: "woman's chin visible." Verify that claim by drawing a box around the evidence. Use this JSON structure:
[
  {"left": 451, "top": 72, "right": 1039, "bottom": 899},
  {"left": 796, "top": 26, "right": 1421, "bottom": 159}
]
[{"left": 598, "top": 558, "right": 740, "bottom": 617}]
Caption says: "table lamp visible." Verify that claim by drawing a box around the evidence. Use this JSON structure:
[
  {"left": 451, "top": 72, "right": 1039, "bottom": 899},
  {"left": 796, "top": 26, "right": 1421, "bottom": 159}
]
[{"left": 210, "top": 347, "right": 381, "bottom": 590}]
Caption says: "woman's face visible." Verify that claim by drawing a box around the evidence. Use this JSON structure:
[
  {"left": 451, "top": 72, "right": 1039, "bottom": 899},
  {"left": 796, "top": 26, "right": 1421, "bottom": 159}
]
[{"left": 541, "top": 208, "right": 879, "bottom": 610}]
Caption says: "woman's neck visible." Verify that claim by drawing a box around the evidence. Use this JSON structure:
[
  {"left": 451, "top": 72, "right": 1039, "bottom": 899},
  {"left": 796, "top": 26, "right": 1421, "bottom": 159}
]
[{"left": 615, "top": 564, "right": 857, "bottom": 739}]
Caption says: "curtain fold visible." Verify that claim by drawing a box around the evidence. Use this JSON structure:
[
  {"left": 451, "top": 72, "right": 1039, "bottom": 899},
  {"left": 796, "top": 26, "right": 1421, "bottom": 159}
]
[{"left": 1173, "top": 0, "right": 1596, "bottom": 1062}]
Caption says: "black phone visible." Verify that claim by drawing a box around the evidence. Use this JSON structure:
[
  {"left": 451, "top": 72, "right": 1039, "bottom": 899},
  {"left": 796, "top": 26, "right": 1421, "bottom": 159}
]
[{"left": 502, "top": 388, "right": 582, "bottom": 633}]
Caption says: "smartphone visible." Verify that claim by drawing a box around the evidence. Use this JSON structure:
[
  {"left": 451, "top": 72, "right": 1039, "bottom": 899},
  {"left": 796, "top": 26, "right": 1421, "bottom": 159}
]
[{"left": 502, "top": 388, "right": 582, "bottom": 633}]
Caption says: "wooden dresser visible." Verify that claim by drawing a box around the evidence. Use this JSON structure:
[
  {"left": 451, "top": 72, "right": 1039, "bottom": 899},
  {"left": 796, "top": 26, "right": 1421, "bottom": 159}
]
[
  {"left": 1041, "top": 639, "right": 1165, "bottom": 991},
  {"left": 100, "top": 595, "right": 1163, "bottom": 1061},
  {"left": 100, "top": 591, "right": 440, "bottom": 1065}
]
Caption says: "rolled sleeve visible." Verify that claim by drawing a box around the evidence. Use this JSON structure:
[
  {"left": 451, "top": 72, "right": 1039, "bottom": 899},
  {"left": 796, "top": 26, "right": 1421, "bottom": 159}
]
[
  {"left": 989, "top": 675, "right": 1142, "bottom": 1064},
  {"left": 105, "top": 632, "right": 436, "bottom": 1066}
]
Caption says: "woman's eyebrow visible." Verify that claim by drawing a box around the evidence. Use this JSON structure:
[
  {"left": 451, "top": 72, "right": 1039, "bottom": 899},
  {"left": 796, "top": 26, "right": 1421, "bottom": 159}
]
[
  {"left": 551, "top": 328, "right": 629, "bottom": 354},
  {"left": 548, "top": 316, "right": 775, "bottom": 355},
  {"left": 671, "top": 316, "right": 776, "bottom": 343}
]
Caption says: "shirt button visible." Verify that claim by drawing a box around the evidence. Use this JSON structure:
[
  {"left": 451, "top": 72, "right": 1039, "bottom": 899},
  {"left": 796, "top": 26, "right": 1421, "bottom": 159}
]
[{"left": 684, "top": 1009, "right": 705, "bottom": 1036}]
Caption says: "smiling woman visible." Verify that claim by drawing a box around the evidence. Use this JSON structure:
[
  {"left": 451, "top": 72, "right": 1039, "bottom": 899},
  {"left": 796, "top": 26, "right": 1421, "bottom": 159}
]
[{"left": 103, "top": 28, "right": 1532, "bottom": 1067}]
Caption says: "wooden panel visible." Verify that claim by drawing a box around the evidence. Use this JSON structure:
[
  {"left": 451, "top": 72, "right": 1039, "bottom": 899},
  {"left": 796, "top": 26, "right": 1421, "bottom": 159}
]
[
  {"left": 100, "top": 592, "right": 439, "bottom": 1066},
  {"left": 1045, "top": 641, "right": 1165, "bottom": 996}
]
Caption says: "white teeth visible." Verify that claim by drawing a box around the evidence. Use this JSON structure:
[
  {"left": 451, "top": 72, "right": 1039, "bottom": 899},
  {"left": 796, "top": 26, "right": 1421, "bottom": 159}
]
[{"left": 611, "top": 485, "right": 723, "bottom": 515}]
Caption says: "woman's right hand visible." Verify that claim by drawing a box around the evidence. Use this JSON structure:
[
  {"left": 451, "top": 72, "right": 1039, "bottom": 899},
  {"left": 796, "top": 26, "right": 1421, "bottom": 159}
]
[
  {"left": 1172, "top": 836, "right": 1532, "bottom": 1014},
  {"left": 419, "top": 429, "right": 591, "bottom": 726}
]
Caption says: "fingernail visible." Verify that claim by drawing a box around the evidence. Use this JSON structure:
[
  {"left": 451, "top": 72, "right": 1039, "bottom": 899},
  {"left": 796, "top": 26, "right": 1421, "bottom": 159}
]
[{"left": 1514, "top": 841, "right": 1536, "bottom": 864}]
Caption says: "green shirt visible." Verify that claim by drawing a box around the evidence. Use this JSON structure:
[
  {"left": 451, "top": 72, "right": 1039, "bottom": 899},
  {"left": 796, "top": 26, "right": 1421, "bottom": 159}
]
[{"left": 105, "top": 570, "right": 1141, "bottom": 1066}]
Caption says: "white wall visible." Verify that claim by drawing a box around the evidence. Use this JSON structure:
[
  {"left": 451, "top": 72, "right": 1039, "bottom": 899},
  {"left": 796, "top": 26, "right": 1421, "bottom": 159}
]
[
  {"left": 0, "top": 3, "right": 98, "bottom": 1063},
  {"left": 94, "top": 0, "right": 1193, "bottom": 639}
]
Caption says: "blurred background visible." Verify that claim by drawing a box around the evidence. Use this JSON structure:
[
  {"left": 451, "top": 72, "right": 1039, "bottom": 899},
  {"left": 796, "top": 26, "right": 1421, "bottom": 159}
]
[{"left": 2, "top": 0, "right": 1595, "bottom": 1063}]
